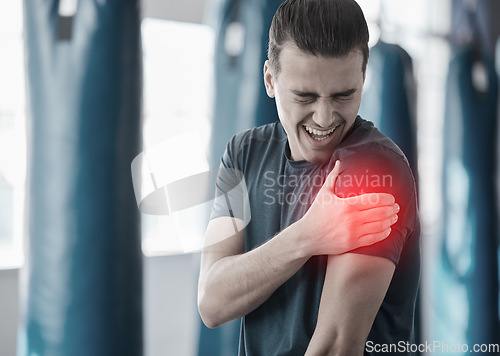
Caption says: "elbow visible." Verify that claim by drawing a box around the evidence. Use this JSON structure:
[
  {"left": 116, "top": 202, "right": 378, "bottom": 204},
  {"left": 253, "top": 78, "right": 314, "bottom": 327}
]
[
  {"left": 198, "top": 276, "right": 242, "bottom": 328},
  {"left": 197, "top": 290, "right": 224, "bottom": 329},
  {"left": 198, "top": 303, "right": 220, "bottom": 329},
  {"left": 199, "top": 315, "right": 219, "bottom": 329}
]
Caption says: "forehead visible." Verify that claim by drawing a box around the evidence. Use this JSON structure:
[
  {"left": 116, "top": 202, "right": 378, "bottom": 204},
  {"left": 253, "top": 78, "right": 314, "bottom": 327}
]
[{"left": 277, "top": 44, "right": 364, "bottom": 92}]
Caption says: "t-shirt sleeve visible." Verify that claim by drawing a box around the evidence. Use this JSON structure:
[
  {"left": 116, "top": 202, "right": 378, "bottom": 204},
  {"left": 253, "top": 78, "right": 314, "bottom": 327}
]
[
  {"left": 334, "top": 143, "right": 418, "bottom": 265},
  {"left": 209, "top": 132, "right": 250, "bottom": 222}
]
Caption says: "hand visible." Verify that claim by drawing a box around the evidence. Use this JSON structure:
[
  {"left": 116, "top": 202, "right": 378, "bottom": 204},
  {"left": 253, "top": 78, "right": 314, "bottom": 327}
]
[{"left": 297, "top": 160, "right": 399, "bottom": 257}]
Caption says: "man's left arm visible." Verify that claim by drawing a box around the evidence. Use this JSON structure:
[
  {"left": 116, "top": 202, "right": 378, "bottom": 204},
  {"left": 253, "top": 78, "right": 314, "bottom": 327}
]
[
  {"left": 305, "top": 146, "right": 417, "bottom": 355},
  {"left": 305, "top": 253, "right": 395, "bottom": 355}
]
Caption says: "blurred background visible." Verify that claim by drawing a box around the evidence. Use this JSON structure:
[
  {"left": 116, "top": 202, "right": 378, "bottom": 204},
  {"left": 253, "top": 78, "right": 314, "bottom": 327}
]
[{"left": 0, "top": 0, "right": 499, "bottom": 355}]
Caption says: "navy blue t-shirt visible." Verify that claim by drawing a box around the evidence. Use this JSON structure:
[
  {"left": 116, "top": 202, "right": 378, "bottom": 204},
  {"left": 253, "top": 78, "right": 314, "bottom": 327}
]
[{"left": 211, "top": 116, "right": 420, "bottom": 355}]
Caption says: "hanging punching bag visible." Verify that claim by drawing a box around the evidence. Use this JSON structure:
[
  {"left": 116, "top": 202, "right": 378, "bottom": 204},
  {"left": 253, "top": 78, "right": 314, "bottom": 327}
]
[
  {"left": 359, "top": 41, "right": 418, "bottom": 182},
  {"left": 20, "top": 1, "right": 143, "bottom": 355},
  {"left": 433, "top": 45, "right": 499, "bottom": 350},
  {"left": 207, "top": 0, "right": 284, "bottom": 169}
]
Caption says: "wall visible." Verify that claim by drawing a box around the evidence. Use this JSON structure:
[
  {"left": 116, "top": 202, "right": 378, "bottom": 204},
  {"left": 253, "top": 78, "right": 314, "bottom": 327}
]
[
  {"left": 0, "top": 253, "right": 202, "bottom": 356},
  {"left": 0, "top": 268, "right": 19, "bottom": 356},
  {"left": 143, "top": 254, "right": 200, "bottom": 356}
]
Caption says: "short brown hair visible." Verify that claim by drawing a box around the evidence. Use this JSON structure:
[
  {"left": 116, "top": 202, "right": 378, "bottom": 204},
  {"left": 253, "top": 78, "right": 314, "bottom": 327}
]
[{"left": 268, "top": 0, "right": 370, "bottom": 75}]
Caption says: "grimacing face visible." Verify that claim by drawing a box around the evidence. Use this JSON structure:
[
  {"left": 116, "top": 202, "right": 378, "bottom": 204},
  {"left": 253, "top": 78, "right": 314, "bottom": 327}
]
[{"left": 264, "top": 44, "right": 365, "bottom": 164}]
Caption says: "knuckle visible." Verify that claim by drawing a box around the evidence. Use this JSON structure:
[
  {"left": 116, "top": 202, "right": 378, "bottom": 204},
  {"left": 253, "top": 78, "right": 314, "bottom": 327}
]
[{"left": 376, "top": 221, "right": 387, "bottom": 231}]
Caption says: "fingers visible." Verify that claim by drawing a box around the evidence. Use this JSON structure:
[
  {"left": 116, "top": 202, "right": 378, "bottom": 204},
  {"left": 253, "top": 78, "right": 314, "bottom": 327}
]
[
  {"left": 356, "top": 214, "right": 397, "bottom": 238},
  {"left": 345, "top": 192, "right": 396, "bottom": 210},
  {"left": 356, "top": 228, "right": 393, "bottom": 247},
  {"left": 356, "top": 204, "right": 399, "bottom": 224}
]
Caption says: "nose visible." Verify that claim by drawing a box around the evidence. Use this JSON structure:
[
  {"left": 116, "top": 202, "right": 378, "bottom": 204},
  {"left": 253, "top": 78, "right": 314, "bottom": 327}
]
[{"left": 312, "top": 98, "right": 335, "bottom": 128}]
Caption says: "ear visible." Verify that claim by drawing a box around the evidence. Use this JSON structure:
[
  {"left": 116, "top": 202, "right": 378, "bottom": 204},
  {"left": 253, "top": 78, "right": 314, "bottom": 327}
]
[{"left": 263, "top": 60, "right": 276, "bottom": 98}]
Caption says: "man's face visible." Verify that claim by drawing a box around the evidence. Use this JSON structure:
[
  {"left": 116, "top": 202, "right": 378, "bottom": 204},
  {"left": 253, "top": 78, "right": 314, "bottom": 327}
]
[{"left": 264, "top": 44, "right": 365, "bottom": 164}]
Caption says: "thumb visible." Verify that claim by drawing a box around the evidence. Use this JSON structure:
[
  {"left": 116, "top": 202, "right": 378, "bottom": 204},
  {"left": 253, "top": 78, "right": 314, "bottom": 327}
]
[{"left": 322, "top": 160, "right": 341, "bottom": 193}]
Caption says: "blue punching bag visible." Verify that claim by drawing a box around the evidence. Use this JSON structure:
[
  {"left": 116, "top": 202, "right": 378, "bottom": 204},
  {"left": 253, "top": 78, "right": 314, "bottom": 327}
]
[
  {"left": 432, "top": 46, "right": 499, "bottom": 351},
  {"left": 359, "top": 41, "right": 418, "bottom": 180},
  {"left": 207, "top": 0, "right": 284, "bottom": 169},
  {"left": 20, "top": 1, "right": 143, "bottom": 355}
]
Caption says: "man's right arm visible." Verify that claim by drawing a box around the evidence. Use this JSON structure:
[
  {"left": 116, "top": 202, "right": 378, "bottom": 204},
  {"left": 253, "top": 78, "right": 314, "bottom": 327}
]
[
  {"left": 198, "top": 161, "right": 399, "bottom": 328},
  {"left": 197, "top": 216, "right": 312, "bottom": 328}
]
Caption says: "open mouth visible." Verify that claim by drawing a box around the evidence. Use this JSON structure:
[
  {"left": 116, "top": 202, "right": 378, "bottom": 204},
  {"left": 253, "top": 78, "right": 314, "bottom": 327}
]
[{"left": 302, "top": 124, "right": 340, "bottom": 141}]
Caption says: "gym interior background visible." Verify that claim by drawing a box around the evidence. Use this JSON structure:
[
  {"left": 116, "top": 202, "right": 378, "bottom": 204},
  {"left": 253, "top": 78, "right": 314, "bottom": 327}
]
[{"left": 0, "top": 0, "right": 499, "bottom": 355}]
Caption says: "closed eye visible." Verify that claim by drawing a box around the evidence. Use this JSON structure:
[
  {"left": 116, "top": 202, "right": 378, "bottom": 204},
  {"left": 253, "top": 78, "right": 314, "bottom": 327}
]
[
  {"left": 336, "top": 95, "right": 353, "bottom": 102},
  {"left": 294, "top": 97, "right": 316, "bottom": 104},
  {"left": 292, "top": 89, "right": 357, "bottom": 104},
  {"left": 333, "top": 89, "right": 357, "bottom": 102}
]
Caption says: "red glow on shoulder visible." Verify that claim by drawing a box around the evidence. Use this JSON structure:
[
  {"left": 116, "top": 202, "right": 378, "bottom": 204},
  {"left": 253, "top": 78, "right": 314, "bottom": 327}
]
[{"left": 332, "top": 158, "right": 414, "bottom": 255}]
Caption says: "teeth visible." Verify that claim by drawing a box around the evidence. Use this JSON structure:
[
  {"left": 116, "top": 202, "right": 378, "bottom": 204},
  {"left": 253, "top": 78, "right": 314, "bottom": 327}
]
[{"left": 304, "top": 125, "right": 337, "bottom": 136}]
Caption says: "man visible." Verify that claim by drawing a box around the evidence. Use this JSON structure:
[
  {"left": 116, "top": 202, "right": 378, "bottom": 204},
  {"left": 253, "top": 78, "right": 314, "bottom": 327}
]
[{"left": 198, "top": 0, "right": 420, "bottom": 355}]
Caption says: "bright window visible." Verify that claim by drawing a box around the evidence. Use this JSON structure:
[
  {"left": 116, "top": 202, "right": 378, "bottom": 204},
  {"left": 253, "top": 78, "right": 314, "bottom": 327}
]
[
  {"left": 140, "top": 19, "right": 215, "bottom": 256},
  {"left": 0, "top": 2, "right": 26, "bottom": 269}
]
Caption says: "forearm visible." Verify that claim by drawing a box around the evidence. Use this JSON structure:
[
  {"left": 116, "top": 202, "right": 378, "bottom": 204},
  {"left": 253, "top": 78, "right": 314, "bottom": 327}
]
[
  {"left": 305, "top": 254, "right": 394, "bottom": 356},
  {"left": 306, "top": 330, "right": 365, "bottom": 356},
  {"left": 198, "top": 221, "right": 311, "bottom": 328},
  {"left": 305, "top": 299, "right": 371, "bottom": 356}
]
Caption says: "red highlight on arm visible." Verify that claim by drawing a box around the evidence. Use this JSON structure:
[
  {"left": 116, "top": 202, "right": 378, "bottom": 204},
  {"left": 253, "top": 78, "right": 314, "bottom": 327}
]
[{"left": 332, "top": 151, "right": 415, "bottom": 260}]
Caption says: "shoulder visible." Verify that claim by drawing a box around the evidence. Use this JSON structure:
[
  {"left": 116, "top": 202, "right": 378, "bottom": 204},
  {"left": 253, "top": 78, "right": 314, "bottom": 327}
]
[
  {"left": 334, "top": 117, "right": 413, "bottom": 182},
  {"left": 337, "top": 117, "right": 406, "bottom": 155},
  {"left": 332, "top": 118, "right": 419, "bottom": 263},
  {"left": 333, "top": 117, "right": 417, "bottom": 222}
]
